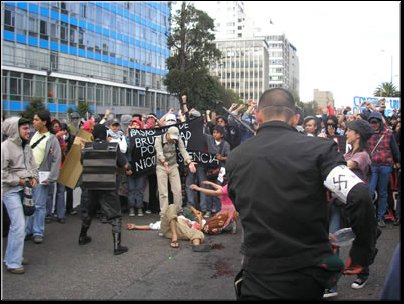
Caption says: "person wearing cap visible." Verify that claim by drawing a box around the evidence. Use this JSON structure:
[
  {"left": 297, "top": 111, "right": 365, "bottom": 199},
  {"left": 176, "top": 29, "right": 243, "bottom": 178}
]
[
  {"left": 68, "top": 112, "right": 81, "bottom": 136},
  {"left": 367, "top": 111, "right": 401, "bottom": 229},
  {"left": 226, "top": 88, "right": 377, "bottom": 300},
  {"left": 154, "top": 126, "right": 196, "bottom": 216},
  {"left": 324, "top": 119, "right": 376, "bottom": 297},
  {"left": 2, "top": 117, "right": 38, "bottom": 274},
  {"left": 107, "top": 118, "right": 127, "bottom": 154}
]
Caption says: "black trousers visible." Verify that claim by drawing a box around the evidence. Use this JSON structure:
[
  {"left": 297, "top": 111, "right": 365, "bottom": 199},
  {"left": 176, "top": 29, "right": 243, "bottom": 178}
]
[{"left": 236, "top": 267, "right": 332, "bottom": 300}]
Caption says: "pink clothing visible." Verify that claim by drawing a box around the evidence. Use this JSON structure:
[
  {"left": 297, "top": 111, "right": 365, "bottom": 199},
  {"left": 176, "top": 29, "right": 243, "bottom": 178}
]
[{"left": 218, "top": 185, "right": 237, "bottom": 229}]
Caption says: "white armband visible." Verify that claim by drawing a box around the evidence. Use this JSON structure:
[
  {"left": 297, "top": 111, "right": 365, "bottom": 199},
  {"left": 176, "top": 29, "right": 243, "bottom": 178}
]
[{"left": 323, "top": 165, "right": 364, "bottom": 204}]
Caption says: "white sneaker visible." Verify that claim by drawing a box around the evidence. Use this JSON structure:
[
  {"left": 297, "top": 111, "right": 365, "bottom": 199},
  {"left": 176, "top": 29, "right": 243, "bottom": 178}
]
[
  {"left": 129, "top": 208, "right": 135, "bottom": 217},
  {"left": 351, "top": 277, "right": 368, "bottom": 289},
  {"left": 137, "top": 209, "right": 144, "bottom": 217}
]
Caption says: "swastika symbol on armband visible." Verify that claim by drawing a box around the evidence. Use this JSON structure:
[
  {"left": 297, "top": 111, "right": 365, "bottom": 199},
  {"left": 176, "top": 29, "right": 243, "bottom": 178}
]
[{"left": 333, "top": 175, "right": 347, "bottom": 190}]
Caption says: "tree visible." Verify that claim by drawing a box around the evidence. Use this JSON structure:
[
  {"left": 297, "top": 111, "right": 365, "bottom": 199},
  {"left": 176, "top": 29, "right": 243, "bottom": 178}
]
[
  {"left": 374, "top": 82, "right": 401, "bottom": 97},
  {"left": 19, "top": 98, "right": 46, "bottom": 120},
  {"left": 164, "top": 2, "right": 222, "bottom": 109},
  {"left": 76, "top": 101, "right": 92, "bottom": 119}
]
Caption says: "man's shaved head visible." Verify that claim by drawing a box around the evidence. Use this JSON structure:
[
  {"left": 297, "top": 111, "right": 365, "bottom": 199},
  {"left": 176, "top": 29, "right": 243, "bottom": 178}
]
[{"left": 257, "top": 88, "right": 296, "bottom": 122}]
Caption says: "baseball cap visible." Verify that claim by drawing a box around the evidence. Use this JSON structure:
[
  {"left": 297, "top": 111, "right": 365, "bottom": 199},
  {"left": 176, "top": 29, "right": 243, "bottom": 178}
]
[
  {"left": 167, "top": 126, "right": 179, "bottom": 140},
  {"left": 70, "top": 112, "right": 81, "bottom": 119},
  {"left": 110, "top": 118, "right": 120, "bottom": 125}
]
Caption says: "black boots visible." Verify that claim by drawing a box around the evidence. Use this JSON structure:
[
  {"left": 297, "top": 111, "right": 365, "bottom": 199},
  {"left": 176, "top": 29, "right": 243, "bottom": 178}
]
[
  {"left": 78, "top": 219, "right": 92, "bottom": 245},
  {"left": 113, "top": 232, "right": 128, "bottom": 255}
]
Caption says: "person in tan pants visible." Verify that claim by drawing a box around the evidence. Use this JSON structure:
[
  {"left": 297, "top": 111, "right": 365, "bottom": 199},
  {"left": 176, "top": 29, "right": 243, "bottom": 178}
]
[{"left": 154, "top": 126, "right": 196, "bottom": 216}]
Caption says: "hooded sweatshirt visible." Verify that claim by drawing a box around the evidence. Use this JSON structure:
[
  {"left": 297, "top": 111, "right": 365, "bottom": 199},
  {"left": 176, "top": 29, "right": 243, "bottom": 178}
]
[{"left": 1, "top": 117, "right": 38, "bottom": 193}]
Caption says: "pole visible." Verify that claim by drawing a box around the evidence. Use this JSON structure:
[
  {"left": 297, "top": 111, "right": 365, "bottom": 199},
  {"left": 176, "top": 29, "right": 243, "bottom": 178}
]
[
  {"left": 221, "top": 106, "right": 256, "bottom": 135},
  {"left": 390, "top": 55, "right": 393, "bottom": 83}
]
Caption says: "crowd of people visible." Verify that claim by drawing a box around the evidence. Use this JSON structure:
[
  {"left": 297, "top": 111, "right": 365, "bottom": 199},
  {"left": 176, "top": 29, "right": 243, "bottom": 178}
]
[{"left": 2, "top": 90, "right": 400, "bottom": 300}]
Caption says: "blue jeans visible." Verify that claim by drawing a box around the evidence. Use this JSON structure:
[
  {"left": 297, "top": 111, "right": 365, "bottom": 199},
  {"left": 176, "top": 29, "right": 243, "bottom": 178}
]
[
  {"left": 3, "top": 189, "right": 26, "bottom": 269},
  {"left": 26, "top": 183, "right": 49, "bottom": 237},
  {"left": 185, "top": 166, "right": 207, "bottom": 209},
  {"left": 127, "top": 174, "right": 146, "bottom": 209},
  {"left": 369, "top": 165, "right": 393, "bottom": 221},
  {"left": 46, "top": 182, "right": 66, "bottom": 219}
]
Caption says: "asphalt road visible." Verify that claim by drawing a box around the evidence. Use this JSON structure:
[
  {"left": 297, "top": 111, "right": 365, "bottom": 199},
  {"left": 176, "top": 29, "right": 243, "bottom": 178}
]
[{"left": 1, "top": 211, "right": 400, "bottom": 300}]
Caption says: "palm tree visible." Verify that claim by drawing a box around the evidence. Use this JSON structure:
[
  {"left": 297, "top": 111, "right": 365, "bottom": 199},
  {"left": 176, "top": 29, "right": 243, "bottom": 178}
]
[{"left": 373, "top": 82, "right": 401, "bottom": 97}]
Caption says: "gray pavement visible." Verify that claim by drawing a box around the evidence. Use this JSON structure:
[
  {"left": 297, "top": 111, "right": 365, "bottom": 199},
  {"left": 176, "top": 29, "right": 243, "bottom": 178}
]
[{"left": 1, "top": 210, "right": 400, "bottom": 300}]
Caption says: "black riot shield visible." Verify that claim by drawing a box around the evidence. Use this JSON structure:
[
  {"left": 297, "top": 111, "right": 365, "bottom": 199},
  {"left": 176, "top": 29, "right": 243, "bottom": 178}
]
[{"left": 82, "top": 142, "right": 118, "bottom": 190}]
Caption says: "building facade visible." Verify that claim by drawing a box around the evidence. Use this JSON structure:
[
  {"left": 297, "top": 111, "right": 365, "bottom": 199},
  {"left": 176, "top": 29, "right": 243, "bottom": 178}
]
[
  {"left": 213, "top": 38, "right": 269, "bottom": 101},
  {"left": 1, "top": 1, "right": 175, "bottom": 120},
  {"left": 313, "top": 89, "right": 334, "bottom": 113}
]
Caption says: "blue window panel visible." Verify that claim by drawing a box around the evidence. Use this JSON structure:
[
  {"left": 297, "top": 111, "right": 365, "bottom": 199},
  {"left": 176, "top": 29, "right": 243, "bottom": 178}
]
[
  {"left": 4, "top": 100, "right": 25, "bottom": 112},
  {"left": 70, "top": 17, "right": 78, "bottom": 26},
  {"left": 110, "top": 31, "right": 116, "bottom": 39},
  {"left": 134, "top": 15, "right": 141, "bottom": 23},
  {"left": 87, "top": 23, "right": 94, "bottom": 32},
  {"left": 50, "top": 42, "right": 58, "bottom": 51},
  {"left": 102, "top": 28, "right": 109, "bottom": 37},
  {"left": 50, "top": 10, "right": 59, "bottom": 20},
  {"left": 28, "top": 3, "right": 39, "bottom": 14},
  {"left": 95, "top": 26, "right": 102, "bottom": 34},
  {"left": 122, "top": 60, "right": 129, "bottom": 67},
  {"left": 110, "top": 4, "right": 116, "bottom": 13},
  {"left": 116, "top": 58, "right": 122, "bottom": 65},
  {"left": 57, "top": 104, "right": 68, "bottom": 113},
  {"left": 16, "top": 34, "right": 27, "bottom": 44},
  {"left": 116, "top": 8, "right": 123, "bottom": 16},
  {"left": 16, "top": 2, "right": 27, "bottom": 10},
  {"left": 128, "top": 61, "right": 134, "bottom": 68},
  {"left": 102, "top": 2, "right": 110, "bottom": 10},
  {"left": 28, "top": 36, "right": 38, "bottom": 46},
  {"left": 70, "top": 47, "right": 77, "bottom": 55},
  {"left": 134, "top": 63, "right": 141, "bottom": 70},
  {"left": 60, "top": 44, "right": 68, "bottom": 53},
  {"left": 78, "top": 49, "right": 86, "bottom": 57},
  {"left": 129, "top": 37, "right": 135, "bottom": 45},
  {"left": 87, "top": 51, "right": 94, "bottom": 59},
  {"left": 79, "top": 20, "right": 86, "bottom": 29},
  {"left": 61, "top": 14, "right": 68, "bottom": 23},
  {"left": 117, "top": 33, "right": 123, "bottom": 41},
  {"left": 102, "top": 54, "right": 109, "bottom": 62},
  {"left": 4, "top": 31, "right": 15, "bottom": 41},
  {"left": 39, "top": 39, "right": 49, "bottom": 49},
  {"left": 47, "top": 104, "right": 57, "bottom": 112},
  {"left": 40, "top": 7, "right": 49, "bottom": 17},
  {"left": 109, "top": 57, "right": 116, "bottom": 64},
  {"left": 128, "top": 14, "right": 135, "bottom": 22},
  {"left": 123, "top": 10, "right": 129, "bottom": 18},
  {"left": 89, "top": 105, "right": 96, "bottom": 113},
  {"left": 94, "top": 53, "right": 101, "bottom": 61}
]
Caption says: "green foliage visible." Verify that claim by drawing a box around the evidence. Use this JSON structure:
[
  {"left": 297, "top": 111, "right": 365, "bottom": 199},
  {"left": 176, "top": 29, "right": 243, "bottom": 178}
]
[
  {"left": 76, "top": 101, "right": 92, "bottom": 119},
  {"left": 19, "top": 98, "right": 46, "bottom": 120},
  {"left": 374, "top": 82, "right": 401, "bottom": 97},
  {"left": 164, "top": 2, "right": 224, "bottom": 110}
]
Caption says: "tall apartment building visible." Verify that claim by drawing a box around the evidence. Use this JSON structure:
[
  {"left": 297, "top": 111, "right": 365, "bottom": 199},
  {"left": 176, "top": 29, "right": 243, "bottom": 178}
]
[
  {"left": 193, "top": 1, "right": 246, "bottom": 40},
  {"left": 1, "top": 1, "right": 174, "bottom": 120},
  {"left": 193, "top": 1, "right": 299, "bottom": 100},
  {"left": 213, "top": 37, "right": 269, "bottom": 101}
]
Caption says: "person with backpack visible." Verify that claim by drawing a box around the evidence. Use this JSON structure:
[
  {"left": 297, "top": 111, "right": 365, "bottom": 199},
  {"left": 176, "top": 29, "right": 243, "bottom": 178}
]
[{"left": 154, "top": 126, "right": 196, "bottom": 217}]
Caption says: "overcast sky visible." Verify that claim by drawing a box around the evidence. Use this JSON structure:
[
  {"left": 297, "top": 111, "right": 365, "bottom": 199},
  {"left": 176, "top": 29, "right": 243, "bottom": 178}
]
[{"left": 179, "top": 1, "right": 400, "bottom": 108}]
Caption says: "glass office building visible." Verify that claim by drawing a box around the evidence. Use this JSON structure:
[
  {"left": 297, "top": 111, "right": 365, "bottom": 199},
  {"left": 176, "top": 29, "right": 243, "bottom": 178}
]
[{"left": 1, "top": 1, "right": 175, "bottom": 120}]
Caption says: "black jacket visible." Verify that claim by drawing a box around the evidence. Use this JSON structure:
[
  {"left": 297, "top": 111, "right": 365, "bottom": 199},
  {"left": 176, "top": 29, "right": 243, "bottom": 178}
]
[{"left": 226, "top": 121, "right": 377, "bottom": 274}]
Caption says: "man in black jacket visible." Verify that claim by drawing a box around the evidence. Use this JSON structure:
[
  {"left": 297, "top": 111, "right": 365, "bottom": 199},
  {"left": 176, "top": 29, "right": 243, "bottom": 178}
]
[{"left": 226, "top": 88, "right": 377, "bottom": 300}]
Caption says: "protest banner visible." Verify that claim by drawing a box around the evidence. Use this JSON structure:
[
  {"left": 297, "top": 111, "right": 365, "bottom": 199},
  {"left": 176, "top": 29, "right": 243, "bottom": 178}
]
[{"left": 128, "top": 117, "right": 220, "bottom": 174}]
